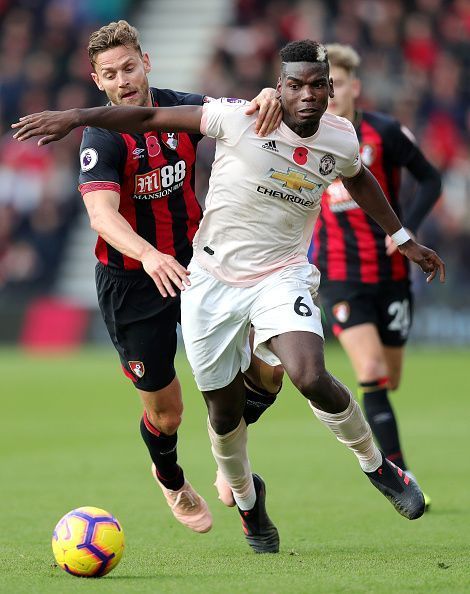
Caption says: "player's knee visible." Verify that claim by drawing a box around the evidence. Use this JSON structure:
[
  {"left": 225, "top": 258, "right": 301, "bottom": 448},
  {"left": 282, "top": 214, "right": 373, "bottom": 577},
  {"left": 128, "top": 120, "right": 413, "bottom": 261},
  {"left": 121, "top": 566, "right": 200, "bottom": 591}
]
[
  {"left": 259, "top": 364, "right": 284, "bottom": 393},
  {"left": 146, "top": 410, "right": 182, "bottom": 435},
  {"left": 208, "top": 410, "right": 241, "bottom": 435},
  {"left": 360, "top": 358, "right": 387, "bottom": 382},
  {"left": 388, "top": 377, "right": 400, "bottom": 391},
  {"left": 289, "top": 363, "right": 326, "bottom": 398}
]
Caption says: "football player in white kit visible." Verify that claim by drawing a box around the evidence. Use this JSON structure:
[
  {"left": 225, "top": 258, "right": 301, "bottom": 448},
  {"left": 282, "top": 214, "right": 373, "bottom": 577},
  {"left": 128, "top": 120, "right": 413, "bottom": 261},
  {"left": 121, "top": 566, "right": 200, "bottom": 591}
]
[{"left": 13, "top": 40, "right": 445, "bottom": 554}]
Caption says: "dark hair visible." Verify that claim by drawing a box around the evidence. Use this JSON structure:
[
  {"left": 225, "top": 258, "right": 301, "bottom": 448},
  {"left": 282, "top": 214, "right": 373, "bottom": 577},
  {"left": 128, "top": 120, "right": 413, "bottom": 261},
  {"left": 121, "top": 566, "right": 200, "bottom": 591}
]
[
  {"left": 279, "top": 40, "right": 328, "bottom": 65},
  {"left": 88, "top": 20, "right": 142, "bottom": 66}
]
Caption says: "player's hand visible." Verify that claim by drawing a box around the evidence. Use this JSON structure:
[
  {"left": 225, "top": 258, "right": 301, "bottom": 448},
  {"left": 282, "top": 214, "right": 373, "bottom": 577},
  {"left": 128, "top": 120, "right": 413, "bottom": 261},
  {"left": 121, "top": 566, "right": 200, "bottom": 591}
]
[
  {"left": 246, "top": 88, "right": 282, "bottom": 137},
  {"left": 11, "top": 109, "right": 79, "bottom": 146},
  {"left": 141, "top": 249, "right": 191, "bottom": 297},
  {"left": 398, "top": 239, "right": 446, "bottom": 283},
  {"left": 385, "top": 227, "right": 416, "bottom": 255}
]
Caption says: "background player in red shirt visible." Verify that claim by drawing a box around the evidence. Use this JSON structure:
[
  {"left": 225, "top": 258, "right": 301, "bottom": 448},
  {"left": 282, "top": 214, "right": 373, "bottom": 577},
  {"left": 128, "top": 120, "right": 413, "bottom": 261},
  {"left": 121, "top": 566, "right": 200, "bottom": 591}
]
[
  {"left": 47, "top": 20, "right": 283, "bottom": 533},
  {"left": 314, "top": 44, "right": 442, "bottom": 509}
]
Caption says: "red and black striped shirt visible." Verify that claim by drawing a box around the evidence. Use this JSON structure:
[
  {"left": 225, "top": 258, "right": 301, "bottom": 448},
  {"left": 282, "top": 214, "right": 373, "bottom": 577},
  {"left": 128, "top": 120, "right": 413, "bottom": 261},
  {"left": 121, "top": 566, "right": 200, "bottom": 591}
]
[
  {"left": 314, "top": 111, "right": 419, "bottom": 283},
  {"left": 78, "top": 88, "right": 204, "bottom": 270}
]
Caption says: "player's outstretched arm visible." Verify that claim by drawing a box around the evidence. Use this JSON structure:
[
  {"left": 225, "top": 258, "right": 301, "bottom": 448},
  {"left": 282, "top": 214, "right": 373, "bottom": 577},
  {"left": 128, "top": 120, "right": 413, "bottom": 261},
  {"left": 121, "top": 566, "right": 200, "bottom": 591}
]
[
  {"left": 12, "top": 105, "right": 203, "bottom": 146},
  {"left": 343, "top": 166, "right": 445, "bottom": 283},
  {"left": 84, "top": 190, "right": 190, "bottom": 298}
]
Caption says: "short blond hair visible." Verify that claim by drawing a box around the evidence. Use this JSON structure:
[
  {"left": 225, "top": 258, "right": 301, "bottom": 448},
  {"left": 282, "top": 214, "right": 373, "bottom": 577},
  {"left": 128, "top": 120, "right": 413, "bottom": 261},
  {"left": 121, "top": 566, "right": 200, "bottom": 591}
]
[
  {"left": 326, "top": 44, "right": 361, "bottom": 76},
  {"left": 88, "top": 20, "right": 142, "bottom": 66}
]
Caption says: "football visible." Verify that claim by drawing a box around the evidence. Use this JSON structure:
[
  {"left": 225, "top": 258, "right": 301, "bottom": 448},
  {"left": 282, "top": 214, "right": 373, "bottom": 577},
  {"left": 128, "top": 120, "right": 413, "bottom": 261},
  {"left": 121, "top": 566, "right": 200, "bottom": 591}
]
[{"left": 52, "top": 506, "right": 125, "bottom": 577}]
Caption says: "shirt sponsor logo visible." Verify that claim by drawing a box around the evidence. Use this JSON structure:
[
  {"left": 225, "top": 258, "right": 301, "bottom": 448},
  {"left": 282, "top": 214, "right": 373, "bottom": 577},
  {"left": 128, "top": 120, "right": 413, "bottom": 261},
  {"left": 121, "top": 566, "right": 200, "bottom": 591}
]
[
  {"left": 325, "top": 179, "right": 359, "bottom": 212},
  {"left": 257, "top": 185, "right": 315, "bottom": 207},
  {"left": 319, "top": 153, "right": 336, "bottom": 175},
  {"left": 133, "top": 161, "right": 187, "bottom": 200},
  {"left": 269, "top": 168, "right": 322, "bottom": 193},
  {"left": 80, "top": 148, "right": 98, "bottom": 172}
]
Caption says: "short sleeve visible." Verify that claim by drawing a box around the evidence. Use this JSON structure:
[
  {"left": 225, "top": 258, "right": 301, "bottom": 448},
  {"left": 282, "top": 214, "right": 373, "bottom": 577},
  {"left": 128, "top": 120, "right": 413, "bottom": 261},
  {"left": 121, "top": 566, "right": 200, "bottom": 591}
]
[
  {"left": 78, "top": 127, "right": 126, "bottom": 196},
  {"left": 200, "top": 98, "right": 250, "bottom": 140}
]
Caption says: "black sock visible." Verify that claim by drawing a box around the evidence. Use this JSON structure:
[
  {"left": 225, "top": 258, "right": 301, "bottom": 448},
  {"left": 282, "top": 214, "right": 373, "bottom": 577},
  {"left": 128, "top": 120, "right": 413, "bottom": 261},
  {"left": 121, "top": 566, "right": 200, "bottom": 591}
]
[
  {"left": 360, "top": 379, "right": 407, "bottom": 470},
  {"left": 365, "top": 453, "right": 405, "bottom": 493},
  {"left": 140, "top": 412, "right": 185, "bottom": 490},
  {"left": 243, "top": 376, "right": 279, "bottom": 425}
]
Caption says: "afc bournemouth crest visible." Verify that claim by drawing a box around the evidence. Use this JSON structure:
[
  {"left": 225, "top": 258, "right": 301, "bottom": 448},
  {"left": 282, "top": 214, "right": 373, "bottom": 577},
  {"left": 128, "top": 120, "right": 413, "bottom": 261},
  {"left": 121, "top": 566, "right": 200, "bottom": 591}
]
[
  {"left": 361, "top": 144, "right": 376, "bottom": 167},
  {"left": 332, "top": 301, "right": 350, "bottom": 323},
  {"left": 161, "top": 132, "right": 179, "bottom": 150},
  {"left": 319, "top": 154, "right": 335, "bottom": 176},
  {"left": 128, "top": 361, "right": 145, "bottom": 378}
]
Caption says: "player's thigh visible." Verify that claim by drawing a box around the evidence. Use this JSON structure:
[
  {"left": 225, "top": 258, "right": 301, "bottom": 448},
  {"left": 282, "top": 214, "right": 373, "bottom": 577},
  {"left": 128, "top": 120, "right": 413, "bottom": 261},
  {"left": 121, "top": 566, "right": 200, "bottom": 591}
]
[
  {"left": 180, "top": 261, "right": 251, "bottom": 391},
  {"left": 269, "top": 330, "right": 326, "bottom": 386},
  {"left": 244, "top": 328, "right": 284, "bottom": 393},
  {"left": 320, "top": 281, "right": 387, "bottom": 380},
  {"left": 339, "top": 323, "right": 388, "bottom": 381},
  {"left": 377, "top": 280, "right": 413, "bottom": 350},
  {"left": 95, "top": 263, "right": 179, "bottom": 392},
  {"left": 250, "top": 263, "right": 323, "bottom": 368}
]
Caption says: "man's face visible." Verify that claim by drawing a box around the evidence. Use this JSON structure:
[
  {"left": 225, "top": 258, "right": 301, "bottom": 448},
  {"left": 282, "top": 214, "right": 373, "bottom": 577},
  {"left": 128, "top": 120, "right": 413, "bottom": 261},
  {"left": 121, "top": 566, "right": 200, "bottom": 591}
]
[
  {"left": 326, "top": 65, "right": 360, "bottom": 119},
  {"left": 91, "top": 45, "right": 151, "bottom": 107},
  {"left": 276, "top": 61, "right": 334, "bottom": 132}
]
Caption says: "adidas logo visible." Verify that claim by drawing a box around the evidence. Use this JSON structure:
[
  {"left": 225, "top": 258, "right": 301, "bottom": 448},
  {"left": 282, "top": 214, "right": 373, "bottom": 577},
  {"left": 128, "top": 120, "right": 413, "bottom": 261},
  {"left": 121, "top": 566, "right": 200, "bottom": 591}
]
[{"left": 261, "top": 140, "right": 279, "bottom": 153}]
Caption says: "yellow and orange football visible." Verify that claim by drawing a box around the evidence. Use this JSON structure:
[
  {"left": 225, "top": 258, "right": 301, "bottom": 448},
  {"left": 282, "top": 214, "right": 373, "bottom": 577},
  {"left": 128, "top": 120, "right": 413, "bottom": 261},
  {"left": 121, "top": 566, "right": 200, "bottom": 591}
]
[{"left": 52, "top": 506, "right": 125, "bottom": 577}]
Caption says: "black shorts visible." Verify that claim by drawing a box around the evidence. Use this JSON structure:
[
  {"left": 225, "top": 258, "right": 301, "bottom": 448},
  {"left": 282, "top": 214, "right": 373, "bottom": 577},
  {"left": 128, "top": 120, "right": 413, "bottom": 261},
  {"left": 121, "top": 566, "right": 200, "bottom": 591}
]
[
  {"left": 95, "top": 262, "right": 180, "bottom": 392},
  {"left": 320, "top": 280, "right": 413, "bottom": 347}
]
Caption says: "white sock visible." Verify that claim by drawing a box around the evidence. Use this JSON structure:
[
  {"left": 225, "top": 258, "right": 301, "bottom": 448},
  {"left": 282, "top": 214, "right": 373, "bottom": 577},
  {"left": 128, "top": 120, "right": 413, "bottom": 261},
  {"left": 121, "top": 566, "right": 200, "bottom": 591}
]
[
  {"left": 207, "top": 418, "right": 256, "bottom": 510},
  {"left": 309, "top": 394, "right": 382, "bottom": 473}
]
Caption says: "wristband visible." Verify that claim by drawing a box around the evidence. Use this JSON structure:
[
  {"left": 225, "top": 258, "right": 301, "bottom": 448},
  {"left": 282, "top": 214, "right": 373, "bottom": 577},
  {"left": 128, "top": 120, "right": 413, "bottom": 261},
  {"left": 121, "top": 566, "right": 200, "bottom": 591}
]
[{"left": 391, "top": 227, "right": 411, "bottom": 246}]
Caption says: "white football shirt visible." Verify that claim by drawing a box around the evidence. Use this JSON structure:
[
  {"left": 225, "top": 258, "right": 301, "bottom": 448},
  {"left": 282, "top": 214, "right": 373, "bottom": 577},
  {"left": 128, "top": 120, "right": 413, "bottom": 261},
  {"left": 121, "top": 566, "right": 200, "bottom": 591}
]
[{"left": 195, "top": 98, "right": 362, "bottom": 286}]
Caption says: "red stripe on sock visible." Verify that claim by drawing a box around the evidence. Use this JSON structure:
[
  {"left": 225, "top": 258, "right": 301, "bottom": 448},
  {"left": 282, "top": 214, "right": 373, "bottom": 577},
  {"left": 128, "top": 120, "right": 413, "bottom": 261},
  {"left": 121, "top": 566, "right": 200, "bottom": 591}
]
[
  {"left": 156, "top": 467, "right": 182, "bottom": 483},
  {"left": 143, "top": 411, "right": 161, "bottom": 437}
]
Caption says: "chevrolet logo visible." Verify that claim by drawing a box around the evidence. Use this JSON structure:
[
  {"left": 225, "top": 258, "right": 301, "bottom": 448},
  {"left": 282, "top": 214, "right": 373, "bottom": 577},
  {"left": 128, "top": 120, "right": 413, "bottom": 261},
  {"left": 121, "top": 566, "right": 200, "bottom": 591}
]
[{"left": 269, "top": 168, "right": 319, "bottom": 192}]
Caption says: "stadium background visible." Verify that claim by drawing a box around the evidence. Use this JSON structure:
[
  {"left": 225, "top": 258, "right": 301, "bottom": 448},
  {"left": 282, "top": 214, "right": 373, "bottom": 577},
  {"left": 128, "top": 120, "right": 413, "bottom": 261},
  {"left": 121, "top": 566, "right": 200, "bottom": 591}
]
[{"left": 0, "top": 0, "right": 469, "bottom": 347}]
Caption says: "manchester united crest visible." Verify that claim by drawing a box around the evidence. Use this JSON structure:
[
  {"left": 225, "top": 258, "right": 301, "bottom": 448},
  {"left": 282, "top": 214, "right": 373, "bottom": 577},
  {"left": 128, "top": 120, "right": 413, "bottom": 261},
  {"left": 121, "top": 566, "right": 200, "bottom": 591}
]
[
  {"left": 319, "top": 154, "right": 336, "bottom": 176},
  {"left": 128, "top": 361, "right": 145, "bottom": 378}
]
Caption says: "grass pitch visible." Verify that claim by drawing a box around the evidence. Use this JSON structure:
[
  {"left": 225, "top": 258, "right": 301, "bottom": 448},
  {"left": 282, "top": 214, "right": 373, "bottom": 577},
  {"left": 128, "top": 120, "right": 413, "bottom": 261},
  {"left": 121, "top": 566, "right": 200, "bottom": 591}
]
[{"left": 1, "top": 344, "right": 469, "bottom": 594}]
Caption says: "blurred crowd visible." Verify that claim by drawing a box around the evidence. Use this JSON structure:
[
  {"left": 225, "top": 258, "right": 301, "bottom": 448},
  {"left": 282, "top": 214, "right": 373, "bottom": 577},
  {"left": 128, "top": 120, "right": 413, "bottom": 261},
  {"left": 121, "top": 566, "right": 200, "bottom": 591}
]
[
  {"left": 0, "top": 0, "right": 469, "bottom": 300},
  {"left": 198, "top": 0, "right": 470, "bottom": 297},
  {"left": 0, "top": 0, "right": 133, "bottom": 295}
]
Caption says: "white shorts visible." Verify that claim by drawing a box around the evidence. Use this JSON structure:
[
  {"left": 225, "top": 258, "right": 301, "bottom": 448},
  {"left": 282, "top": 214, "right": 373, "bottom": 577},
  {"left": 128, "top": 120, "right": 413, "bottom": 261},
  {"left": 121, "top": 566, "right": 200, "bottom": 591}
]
[{"left": 180, "top": 260, "right": 323, "bottom": 391}]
